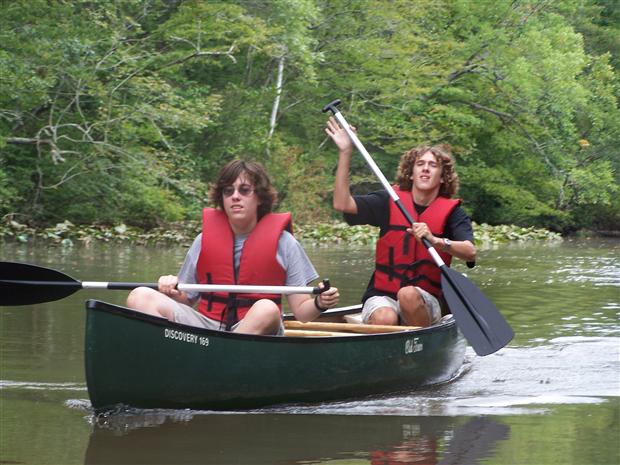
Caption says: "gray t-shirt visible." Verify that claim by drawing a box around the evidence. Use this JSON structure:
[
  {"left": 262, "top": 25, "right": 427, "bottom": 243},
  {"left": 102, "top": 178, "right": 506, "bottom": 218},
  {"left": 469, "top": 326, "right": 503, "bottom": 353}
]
[{"left": 178, "top": 230, "right": 318, "bottom": 305}]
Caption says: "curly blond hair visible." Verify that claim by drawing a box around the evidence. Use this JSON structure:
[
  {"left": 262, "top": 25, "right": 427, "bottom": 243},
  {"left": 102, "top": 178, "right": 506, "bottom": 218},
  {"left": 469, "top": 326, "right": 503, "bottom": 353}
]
[{"left": 395, "top": 144, "right": 459, "bottom": 198}]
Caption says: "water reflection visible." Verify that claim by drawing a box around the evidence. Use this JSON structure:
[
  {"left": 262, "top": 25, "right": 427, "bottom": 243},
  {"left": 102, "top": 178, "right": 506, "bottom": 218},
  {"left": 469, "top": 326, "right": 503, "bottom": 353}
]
[
  {"left": 85, "top": 412, "right": 509, "bottom": 465},
  {"left": 438, "top": 417, "right": 510, "bottom": 465}
]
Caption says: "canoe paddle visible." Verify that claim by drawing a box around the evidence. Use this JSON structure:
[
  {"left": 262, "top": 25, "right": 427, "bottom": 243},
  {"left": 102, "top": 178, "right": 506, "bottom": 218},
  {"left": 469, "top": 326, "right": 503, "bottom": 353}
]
[
  {"left": 322, "top": 99, "right": 514, "bottom": 356},
  {"left": 0, "top": 261, "right": 329, "bottom": 307}
]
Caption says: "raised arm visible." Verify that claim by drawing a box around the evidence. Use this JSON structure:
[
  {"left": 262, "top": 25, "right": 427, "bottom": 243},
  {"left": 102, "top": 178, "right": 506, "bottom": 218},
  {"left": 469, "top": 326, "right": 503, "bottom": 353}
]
[{"left": 325, "top": 116, "right": 358, "bottom": 214}]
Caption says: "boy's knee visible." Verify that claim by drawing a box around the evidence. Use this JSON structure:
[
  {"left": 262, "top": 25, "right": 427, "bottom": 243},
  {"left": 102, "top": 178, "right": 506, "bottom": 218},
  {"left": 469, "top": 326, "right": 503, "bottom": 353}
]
[
  {"left": 255, "top": 299, "right": 281, "bottom": 319},
  {"left": 368, "top": 307, "right": 398, "bottom": 325},
  {"left": 126, "top": 286, "right": 155, "bottom": 307},
  {"left": 397, "top": 286, "right": 423, "bottom": 307}
]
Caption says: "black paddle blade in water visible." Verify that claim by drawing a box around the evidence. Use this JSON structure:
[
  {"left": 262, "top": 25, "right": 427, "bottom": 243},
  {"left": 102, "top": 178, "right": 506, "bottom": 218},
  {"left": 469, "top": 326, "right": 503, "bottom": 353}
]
[
  {"left": 441, "top": 266, "right": 514, "bottom": 356},
  {"left": 0, "top": 261, "right": 81, "bottom": 306}
]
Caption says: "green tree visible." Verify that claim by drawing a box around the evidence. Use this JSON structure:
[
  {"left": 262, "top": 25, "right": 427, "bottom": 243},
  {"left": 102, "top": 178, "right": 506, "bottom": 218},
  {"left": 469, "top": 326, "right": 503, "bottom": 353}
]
[
  {"left": 0, "top": 0, "right": 617, "bottom": 233},
  {"left": 1, "top": 1, "right": 251, "bottom": 225},
  {"left": 311, "top": 0, "right": 619, "bottom": 231}
]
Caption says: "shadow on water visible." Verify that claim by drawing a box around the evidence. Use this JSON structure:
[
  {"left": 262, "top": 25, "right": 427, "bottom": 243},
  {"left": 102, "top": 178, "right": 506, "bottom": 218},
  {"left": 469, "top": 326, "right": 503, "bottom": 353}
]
[{"left": 84, "top": 412, "right": 509, "bottom": 465}]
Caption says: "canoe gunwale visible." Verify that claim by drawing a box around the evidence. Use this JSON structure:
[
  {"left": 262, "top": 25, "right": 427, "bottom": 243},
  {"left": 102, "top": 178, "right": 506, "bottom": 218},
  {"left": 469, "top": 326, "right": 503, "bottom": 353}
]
[{"left": 85, "top": 299, "right": 457, "bottom": 343}]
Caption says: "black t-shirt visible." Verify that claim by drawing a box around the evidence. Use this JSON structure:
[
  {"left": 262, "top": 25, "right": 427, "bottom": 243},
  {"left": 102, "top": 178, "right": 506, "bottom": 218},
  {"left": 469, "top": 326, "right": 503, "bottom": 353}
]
[
  {"left": 343, "top": 190, "right": 474, "bottom": 303},
  {"left": 344, "top": 190, "right": 474, "bottom": 242}
]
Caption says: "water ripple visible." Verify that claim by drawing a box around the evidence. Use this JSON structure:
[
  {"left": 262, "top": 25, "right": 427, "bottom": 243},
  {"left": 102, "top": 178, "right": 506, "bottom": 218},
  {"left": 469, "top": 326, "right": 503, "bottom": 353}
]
[{"left": 0, "top": 380, "right": 87, "bottom": 391}]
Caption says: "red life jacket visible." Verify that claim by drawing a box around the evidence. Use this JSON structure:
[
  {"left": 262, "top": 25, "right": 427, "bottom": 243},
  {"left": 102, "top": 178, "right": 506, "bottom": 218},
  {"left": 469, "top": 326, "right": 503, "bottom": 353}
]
[
  {"left": 196, "top": 208, "right": 292, "bottom": 329},
  {"left": 373, "top": 187, "right": 460, "bottom": 299}
]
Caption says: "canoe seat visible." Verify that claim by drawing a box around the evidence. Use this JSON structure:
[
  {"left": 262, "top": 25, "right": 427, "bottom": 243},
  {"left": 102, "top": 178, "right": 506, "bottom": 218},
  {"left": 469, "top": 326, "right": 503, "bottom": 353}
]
[{"left": 344, "top": 312, "right": 363, "bottom": 324}]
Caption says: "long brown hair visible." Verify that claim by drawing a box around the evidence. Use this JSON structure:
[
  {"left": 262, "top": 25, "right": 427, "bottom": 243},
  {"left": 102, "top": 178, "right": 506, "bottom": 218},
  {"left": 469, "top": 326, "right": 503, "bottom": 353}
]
[
  {"left": 209, "top": 160, "right": 278, "bottom": 219},
  {"left": 395, "top": 144, "right": 460, "bottom": 198}
]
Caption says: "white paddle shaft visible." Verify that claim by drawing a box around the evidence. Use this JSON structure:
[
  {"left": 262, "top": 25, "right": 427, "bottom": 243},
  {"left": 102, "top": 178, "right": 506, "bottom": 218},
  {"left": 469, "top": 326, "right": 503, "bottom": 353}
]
[{"left": 80, "top": 282, "right": 320, "bottom": 295}]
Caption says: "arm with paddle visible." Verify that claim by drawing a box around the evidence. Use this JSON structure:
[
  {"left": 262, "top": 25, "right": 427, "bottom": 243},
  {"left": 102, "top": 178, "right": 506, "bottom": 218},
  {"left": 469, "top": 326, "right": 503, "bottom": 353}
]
[
  {"left": 0, "top": 159, "right": 340, "bottom": 335},
  {"left": 0, "top": 261, "right": 332, "bottom": 307},
  {"left": 328, "top": 115, "right": 474, "bottom": 263},
  {"left": 124, "top": 159, "right": 340, "bottom": 334},
  {"left": 323, "top": 99, "right": 513, "bottom": 356}
]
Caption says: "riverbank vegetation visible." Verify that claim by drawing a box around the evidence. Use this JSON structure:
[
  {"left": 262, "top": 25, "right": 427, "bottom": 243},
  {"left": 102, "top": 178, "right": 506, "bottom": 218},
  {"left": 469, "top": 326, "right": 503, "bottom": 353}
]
[
  {"left": 0, "top": 218, "right": 562, "bottom": 248},
  {"left": 1, "top": 1, "right": 618, "bottom": 235}
]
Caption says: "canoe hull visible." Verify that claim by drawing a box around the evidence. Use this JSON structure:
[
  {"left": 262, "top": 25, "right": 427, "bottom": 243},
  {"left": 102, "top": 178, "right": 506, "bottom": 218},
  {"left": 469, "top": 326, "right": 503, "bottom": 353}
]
[{"left": 85, "top": 299, "right": 466, "bottom": 412}]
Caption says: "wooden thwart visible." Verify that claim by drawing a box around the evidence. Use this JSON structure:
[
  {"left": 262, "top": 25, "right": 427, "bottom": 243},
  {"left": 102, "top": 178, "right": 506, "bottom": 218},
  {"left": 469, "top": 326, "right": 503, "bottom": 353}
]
[{"left": 284, "top": 320, "right": 421, "bottom": 334}]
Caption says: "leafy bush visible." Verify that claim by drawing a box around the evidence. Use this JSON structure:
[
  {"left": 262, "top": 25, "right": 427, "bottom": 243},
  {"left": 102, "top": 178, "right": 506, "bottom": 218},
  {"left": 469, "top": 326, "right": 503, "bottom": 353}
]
[
  {"left": 460, "top": 165, "right": 570, "bottom": 230},
  {"left": 0, "top": 167, "right": 18, "bottom": 217}
]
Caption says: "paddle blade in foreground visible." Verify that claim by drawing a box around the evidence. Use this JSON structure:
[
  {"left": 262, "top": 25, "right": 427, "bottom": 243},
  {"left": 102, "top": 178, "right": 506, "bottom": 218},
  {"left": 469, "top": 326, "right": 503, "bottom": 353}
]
[
  {"left": 441, "top": 266, "right": 513, "bottom": 356},
  {"left": 0, "top": 261, "right": 81, "bottom": 306}
]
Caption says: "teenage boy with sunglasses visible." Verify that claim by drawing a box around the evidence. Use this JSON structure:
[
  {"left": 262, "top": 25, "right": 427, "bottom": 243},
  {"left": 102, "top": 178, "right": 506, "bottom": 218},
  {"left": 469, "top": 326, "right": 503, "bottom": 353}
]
[{"left": 126, "top": 159, "right": 339, "bottom": 335}]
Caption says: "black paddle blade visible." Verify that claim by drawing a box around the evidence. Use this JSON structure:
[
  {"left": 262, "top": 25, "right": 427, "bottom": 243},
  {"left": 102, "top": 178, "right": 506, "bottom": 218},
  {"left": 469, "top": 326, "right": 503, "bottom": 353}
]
[
  {"left": 0, "top": 262, "right": 82, "bottom": 306},
  {"left": 441, "top": 266, "right": 514, "bottom": 356}
]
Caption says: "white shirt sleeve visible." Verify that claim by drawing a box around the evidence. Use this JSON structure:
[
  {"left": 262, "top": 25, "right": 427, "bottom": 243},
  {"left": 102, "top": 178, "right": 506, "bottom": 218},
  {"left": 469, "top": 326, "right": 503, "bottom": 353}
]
[
  {"left": 177, "top": 233, "right": 202, "bottom": 305},
  {"left": 277, "top": 231, "right": 319, "bottom": 286}
]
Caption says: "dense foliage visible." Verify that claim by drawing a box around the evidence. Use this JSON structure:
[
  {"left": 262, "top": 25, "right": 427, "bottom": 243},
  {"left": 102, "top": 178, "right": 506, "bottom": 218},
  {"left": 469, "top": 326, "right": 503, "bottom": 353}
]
[{"left": 1, "top": 0, "right": 618, "bottom": 233}]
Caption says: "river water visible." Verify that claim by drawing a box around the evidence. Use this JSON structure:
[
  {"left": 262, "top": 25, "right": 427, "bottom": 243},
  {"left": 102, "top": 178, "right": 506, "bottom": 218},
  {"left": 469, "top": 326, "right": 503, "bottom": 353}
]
[{"left": 0, "top": 238, "right": 618, "bottom": 465}]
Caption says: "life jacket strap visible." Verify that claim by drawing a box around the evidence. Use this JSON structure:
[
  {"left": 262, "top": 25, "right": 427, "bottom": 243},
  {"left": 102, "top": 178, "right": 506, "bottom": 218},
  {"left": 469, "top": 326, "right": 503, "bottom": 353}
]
[
  {"left": 375, "top": 259, "right": 442, "bottom": 291},
  {"left": 224, "top": 294, "right": 238, "bottom": 331}
]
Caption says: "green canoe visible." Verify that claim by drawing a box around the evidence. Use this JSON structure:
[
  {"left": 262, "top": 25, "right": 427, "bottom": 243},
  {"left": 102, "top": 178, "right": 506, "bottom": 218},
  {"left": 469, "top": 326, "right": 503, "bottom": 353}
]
[{"left": 85, "top": 299, "right": 466, "bottom": 413}]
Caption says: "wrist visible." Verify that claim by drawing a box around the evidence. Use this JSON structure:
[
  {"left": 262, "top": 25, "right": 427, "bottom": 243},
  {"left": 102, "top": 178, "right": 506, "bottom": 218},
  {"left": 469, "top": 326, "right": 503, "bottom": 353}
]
[
  {"left": 314, "top": 295, "right": 328, "bottom": 312},
  {"left": 441, "top": 237, "right": 452, "bottom": 252}
]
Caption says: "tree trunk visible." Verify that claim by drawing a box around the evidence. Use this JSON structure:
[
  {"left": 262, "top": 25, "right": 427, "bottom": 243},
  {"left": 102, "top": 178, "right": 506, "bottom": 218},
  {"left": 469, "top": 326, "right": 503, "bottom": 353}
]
[{"left": 267, "top": 55, "right": 285, "bottom": 140}]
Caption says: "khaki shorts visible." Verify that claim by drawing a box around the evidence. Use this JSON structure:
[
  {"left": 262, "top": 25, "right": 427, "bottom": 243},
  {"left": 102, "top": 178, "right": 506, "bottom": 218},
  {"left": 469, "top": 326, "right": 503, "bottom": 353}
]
[
  {"left": 361, "top": 288, "right": 442, "bottom": 325},
  {"left": 171, "top": 302, "right": 284, "bottom": 335}
]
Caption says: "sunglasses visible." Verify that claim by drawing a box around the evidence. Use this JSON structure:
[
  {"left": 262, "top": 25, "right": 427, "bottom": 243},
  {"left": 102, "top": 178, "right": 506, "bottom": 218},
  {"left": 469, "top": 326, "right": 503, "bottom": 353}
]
[{"left": 222, "top": 184, "right": 254, "bottom": 197}]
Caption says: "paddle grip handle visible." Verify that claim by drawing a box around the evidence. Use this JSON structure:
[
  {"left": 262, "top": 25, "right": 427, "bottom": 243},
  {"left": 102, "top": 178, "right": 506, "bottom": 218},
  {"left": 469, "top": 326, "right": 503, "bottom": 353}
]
[
  {"left": 322, "top": 99, "right": 342, "bottom": 114},
  {"left": 313, "top": 279, "right": 330, "bottom": 294}
]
